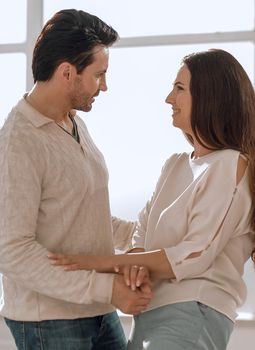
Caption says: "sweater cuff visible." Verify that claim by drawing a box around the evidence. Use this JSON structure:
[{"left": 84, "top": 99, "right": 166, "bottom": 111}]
[{"left": 87, "top": 271, "right": 115, "bottom": 304}]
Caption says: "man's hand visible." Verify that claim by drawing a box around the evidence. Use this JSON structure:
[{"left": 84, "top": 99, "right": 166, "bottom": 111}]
[{"left": 111, "top": 274, "right": 152, "bottom": 315}]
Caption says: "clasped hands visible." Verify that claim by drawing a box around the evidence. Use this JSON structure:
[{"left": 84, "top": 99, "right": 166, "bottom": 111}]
[{"left": 48, "top": 253, "right": 153, "bottom": 315}]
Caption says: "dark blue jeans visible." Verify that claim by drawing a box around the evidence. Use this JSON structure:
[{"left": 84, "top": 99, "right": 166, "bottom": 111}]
[{"left": 5, "top": 311, "right": 126, "bottom": 350}]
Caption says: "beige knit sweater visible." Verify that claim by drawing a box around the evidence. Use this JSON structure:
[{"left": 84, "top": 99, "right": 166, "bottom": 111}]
[{"left": 0, "top": 97, "right": 134, "bottom": 321}]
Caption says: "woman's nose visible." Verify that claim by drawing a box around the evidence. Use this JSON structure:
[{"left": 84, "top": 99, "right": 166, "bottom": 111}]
[{"left": 165, "top": 91, "right": 174, "bottom": 104}]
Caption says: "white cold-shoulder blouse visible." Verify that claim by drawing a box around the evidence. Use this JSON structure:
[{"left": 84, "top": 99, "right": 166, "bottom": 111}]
[{"left": 133, "top": 149, "right": 254, "bottom": 321}]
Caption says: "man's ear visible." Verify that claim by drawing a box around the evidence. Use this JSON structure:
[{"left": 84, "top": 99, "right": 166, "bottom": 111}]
[{"left": 56, "top": 62, "right": 75, "bottom": 81}]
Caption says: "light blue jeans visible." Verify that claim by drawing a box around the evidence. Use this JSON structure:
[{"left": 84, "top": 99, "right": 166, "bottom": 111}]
[
  {"left": 5, "top": 311, "right": 126, "bottom": 350},
  {"left": 127, "top": 301, "right": 234, "bottom": 350}
]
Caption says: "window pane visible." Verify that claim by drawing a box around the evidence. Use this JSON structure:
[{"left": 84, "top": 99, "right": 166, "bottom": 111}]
[
  {"left": 0, "top": 1, "right": 26, "bottom": 43},
  {"left": 44, "top": 0, "right": 254, "bottom": 37},
  {"left": 0, "top": 54, "right": 26, "bottom": 126}
]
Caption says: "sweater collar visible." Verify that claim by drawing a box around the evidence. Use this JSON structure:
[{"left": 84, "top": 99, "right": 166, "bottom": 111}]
[{"left": 16, "top": 94, "right": 57, "bottom": 128}]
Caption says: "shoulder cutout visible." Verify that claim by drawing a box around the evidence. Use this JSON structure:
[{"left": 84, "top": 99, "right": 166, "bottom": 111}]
[{"left": 236, "top": 155, "right": 248, "bottom": 185}]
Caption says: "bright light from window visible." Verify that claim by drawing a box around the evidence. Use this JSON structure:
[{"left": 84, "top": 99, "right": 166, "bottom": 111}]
[
  {"left": 0, "top": 54, "right": 26, "bottom": 125},
  {"left": 0, "top": 1, "right": 27, "bottom": 43},
  {"left": 44, "top": 0, "right": 254, "bottom": 37}
]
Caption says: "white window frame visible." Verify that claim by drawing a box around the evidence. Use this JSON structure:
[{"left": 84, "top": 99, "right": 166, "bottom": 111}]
[
  {"left": 0, "top": 0, "right": 43, "bottom": 90},
  {"left": 0, "top": 0, "right": 255, "bottom": 89}
]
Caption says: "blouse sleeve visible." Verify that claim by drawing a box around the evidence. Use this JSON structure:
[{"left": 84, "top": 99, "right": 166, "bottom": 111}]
[
  {"left": 132, "top": 154, "right": 180, "bottom": 249},
  {"left": 132, "top": 200, "right": 150, "bottom": 248},
  {"left": 164, "top": 154, "right": 252, "bottom": 282}
]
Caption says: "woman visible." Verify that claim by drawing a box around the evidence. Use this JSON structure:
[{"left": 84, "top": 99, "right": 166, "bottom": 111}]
[{"left": 49, "top": 49, "right": 255, "bottom": 349}]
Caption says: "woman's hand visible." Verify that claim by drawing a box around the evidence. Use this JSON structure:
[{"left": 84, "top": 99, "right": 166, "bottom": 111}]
[
  {"left": 115, "top": 248, "right": 152, "bottom": 292},
  {"left": 115, "top": 264, "right": 152, "bottom": 293},
  {"left": 48, "top": 253, "right": 152, "bottom": 291}
]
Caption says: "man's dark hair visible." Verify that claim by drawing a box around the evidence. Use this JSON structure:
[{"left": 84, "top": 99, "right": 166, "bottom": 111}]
[{"left": 32, "top": 9, "right": 118, "bottom": 82}]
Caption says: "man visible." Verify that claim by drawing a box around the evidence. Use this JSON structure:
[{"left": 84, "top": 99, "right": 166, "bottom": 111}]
[{"left": 0, "top": 9, "right": 151, "bottom": 350}]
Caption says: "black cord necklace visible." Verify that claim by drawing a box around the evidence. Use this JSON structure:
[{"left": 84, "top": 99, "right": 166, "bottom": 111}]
[{"left": 56, "top": 113, "right": 80, "bottom": 143}]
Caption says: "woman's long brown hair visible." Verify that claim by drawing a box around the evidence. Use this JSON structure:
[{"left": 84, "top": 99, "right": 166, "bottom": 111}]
[{"left": 183, "top": 49, "right": 255, "bottom": 230}]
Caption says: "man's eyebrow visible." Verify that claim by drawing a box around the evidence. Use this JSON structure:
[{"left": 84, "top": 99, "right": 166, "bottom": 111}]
[{"left": 96, "top": 69, "right": 107, "bottom": 74}]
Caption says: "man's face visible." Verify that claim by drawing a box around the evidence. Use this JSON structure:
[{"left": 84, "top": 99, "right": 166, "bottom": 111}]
[{"left": 70, "top": 45, "right": 109, "bottom": 112}]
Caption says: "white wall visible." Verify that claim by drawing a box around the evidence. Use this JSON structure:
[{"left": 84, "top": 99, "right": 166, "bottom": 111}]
[
  {"left": 0, "top": 317, "right": 16, "bottom": 350},
  {"left": 1, "top": 315, "right": 255, "bottom": 349}
]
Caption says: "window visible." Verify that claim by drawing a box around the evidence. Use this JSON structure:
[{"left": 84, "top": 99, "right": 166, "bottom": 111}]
[
  {"left": 0, "top": 53, "right": 26, "bottom": 121},
  {"left": 44, "top": 0, "right": 254, "bottom": 36},
  {"left": 1, "top": 0, "right": 255, "bottom": 320},
  {"left": 0, "top": 0, "right": 26, "bottom": 44}
]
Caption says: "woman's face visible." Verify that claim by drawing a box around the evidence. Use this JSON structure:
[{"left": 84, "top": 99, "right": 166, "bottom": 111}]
[{"left": 165, "top": 64, "right": 193, "bottom": 135}]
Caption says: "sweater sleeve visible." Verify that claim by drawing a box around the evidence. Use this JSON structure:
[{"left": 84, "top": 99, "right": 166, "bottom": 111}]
[
  {"left": 112, "top": 216, "right": 136, "bottom": 251},
  {"left": 164, "top": 154, "right": 252, "bottom": 282},
  {"left": 0, "top": 141, "right": 114, "bottom": 305}
]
